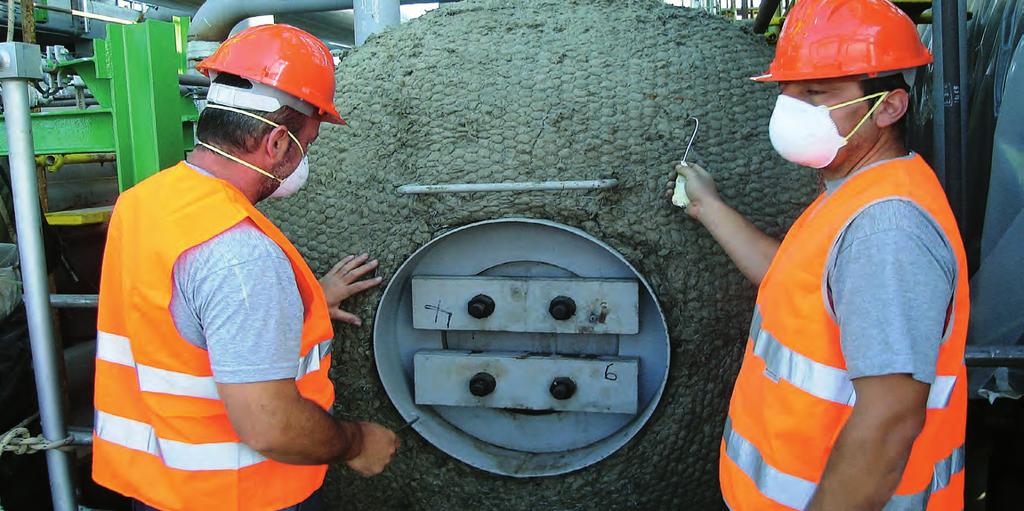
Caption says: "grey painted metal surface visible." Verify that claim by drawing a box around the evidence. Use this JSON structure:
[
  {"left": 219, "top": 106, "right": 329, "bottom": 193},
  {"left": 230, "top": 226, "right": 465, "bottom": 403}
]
[
  {"left": 0, "top": 41, "right": 77, "bottom": 511},
  {"left": 354, "top": 0, "right": 400, "bottom": 46},
  {"left": 0, "top": 41, "right": 42, "bottom": 79},
  {"left": 397, "top": 179, "right": 619, "bottom": 194},
  {"left": 411, "top": 276, "right": 638, "bottom": 334},
  {"left": 374, "top": 218, "right": 670, "bottom": 476},
  {"left": 414, "top": 350, "right": 639, "bottom": 413}
]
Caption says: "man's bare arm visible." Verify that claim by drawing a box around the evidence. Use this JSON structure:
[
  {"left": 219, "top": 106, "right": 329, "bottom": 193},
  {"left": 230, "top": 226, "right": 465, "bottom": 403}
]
[
  {"left": 807, "top": 374, "right": 928, "bottom": 510},
  {"left": 667, "top": 163, "right": 780, "bottom": 285},
  {"left": 218, "top": 379, "right": 398, "bottom": 475}
]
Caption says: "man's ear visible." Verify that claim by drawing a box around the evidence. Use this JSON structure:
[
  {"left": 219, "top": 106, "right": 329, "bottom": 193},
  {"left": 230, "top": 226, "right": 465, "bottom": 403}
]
[
  {"left": 263, "top": 125, "right": 293, "bottom": 161},
  {"left": 874, "top": 89, "right": 910, "bottom": 129}
]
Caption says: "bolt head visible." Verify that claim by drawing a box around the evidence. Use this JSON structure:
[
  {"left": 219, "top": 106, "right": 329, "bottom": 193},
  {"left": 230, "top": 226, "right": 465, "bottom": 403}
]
[
  {"left": 469, "top": 372, "right": 496, "bottom": 397},
  {"left": 467, "top": 294, "right": 496, "bottom": 319},
  {"left": 548, "top": 296, "right": 577, "bottom": 320},
  {"left": 549, "top": 376, "right": 577, "bottom": 400}
]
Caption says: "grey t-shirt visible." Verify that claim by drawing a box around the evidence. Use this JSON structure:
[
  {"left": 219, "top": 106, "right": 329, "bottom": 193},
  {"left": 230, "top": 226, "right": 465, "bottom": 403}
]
[
  {"left": 823, "top": 155, "right": 957, "bottom": 384},
  {"left": 169, "top": 164, "right": 304, "bottom": 384}
]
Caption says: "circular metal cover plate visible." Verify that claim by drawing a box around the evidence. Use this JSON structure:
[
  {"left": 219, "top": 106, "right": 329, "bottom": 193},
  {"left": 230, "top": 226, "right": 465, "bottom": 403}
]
[{"left": 374, "top": 218, "right": 670, "bottom": 477}]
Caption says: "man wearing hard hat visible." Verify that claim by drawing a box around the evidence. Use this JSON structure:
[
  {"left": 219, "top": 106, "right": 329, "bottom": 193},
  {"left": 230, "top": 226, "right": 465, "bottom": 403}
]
[
  {"left": 92, "top": 25, "right": 397, "bottom": 510},
  {"left": 670, "top": 0, "right": 967, "bottom": 509}
]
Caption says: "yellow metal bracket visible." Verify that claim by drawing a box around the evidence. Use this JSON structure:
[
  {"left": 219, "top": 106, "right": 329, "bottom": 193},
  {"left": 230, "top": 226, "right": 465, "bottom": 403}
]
[{"left": 44, "top": 206, "right": 113, "bottom": 226}]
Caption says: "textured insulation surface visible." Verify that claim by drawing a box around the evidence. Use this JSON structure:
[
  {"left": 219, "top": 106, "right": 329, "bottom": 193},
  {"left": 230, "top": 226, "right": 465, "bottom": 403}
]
[{"left": 262, "top": 0, "right": 816, "bottom": 508}]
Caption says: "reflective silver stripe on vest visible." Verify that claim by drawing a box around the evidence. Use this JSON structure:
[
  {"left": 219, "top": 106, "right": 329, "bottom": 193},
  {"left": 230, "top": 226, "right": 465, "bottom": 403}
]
[
  {"left": 298, "top": 339, "right": 333, "bottom": 378},
  {"left": 94, "top": 410, "right": 267, "bottom": 471},
  {"left": 97, "top": 331, "right": 332, "bottom": 399},
  {"left": 723, "top": 418, "right": 817, "bottom": 510},
  {"left": 883, "top": 444, "right": 965, "bottom": 510},
  {"left": 748, "top": 308, "right": 957, "bottom": 410},
  {"left": 724, "top": 418, "right": 966, "bottom": 510}
]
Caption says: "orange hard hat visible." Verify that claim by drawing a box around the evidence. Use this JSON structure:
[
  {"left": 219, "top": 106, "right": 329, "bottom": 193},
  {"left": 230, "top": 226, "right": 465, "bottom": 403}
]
[
  {"left": 752, "top": 0, "right": 933, "bottom": 82},
  {"left": 197, "top": 24, "right": 345, "bottom": 124}
]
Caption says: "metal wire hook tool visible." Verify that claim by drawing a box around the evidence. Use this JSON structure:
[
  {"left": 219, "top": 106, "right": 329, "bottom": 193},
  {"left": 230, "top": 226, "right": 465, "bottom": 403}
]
[
  {"left": 394, "top": 416, "right": 421, "bottom": 455},
  {"left": 395, "top": 416, "right": 420, "bottom": 433},
  {"left": 672, "top": 117, "right": 699, "bottom": 208},
  {"left": 680, "top": 116, "right": 700, "bottom": 166}
]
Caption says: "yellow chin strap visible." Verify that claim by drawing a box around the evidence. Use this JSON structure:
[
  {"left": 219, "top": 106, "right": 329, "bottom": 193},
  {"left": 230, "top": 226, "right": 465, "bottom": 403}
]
[
  {"left": 195, "top": 140, "right": 283, "bottom": 184},
  {"left": 826, "top": 91, "right": 891, "bottom": 142}
]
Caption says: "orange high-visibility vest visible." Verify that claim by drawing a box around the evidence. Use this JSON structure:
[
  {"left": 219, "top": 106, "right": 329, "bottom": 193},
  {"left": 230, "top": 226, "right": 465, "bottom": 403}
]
[
  {"left": 92, "top": 162, "right": 336, "bottom": 511},
  {"left": 720, "top": 155, "right": 968, "bottom": 510}
]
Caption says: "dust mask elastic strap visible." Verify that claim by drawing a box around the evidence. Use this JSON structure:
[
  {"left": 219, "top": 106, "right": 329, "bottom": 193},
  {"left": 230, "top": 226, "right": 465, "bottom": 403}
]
[
  {"left": 195, "top": 140, "right": 283, "bottom": 183},
  {"left": 826, "top": 91, "right": 891, "bottom": 141}
]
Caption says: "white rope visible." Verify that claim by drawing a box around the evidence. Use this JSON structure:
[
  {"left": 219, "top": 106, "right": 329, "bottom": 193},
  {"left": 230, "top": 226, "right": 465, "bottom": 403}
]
[
  {"left": 0, "top": 412, "right": 73, "bottom": 457},
  {"left": 0, "top": 412, "right": 76, "bottom": 511}
]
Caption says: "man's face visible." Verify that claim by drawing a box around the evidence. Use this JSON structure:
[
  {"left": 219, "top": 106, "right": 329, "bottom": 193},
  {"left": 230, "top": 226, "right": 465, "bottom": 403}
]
[{"left": 778, "top": 77, "right": 879, "bottom": 171}]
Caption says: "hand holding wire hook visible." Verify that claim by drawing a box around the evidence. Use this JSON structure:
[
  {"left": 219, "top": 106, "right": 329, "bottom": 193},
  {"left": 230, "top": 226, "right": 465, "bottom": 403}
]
[{"left": 672, "top": 117, "right": 700, "bottom": 207}]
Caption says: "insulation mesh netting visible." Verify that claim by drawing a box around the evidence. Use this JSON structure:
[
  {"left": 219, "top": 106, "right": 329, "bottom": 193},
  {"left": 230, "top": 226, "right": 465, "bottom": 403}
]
[{"left": 262, "top": 0, "right": 814, "bottom": 508}]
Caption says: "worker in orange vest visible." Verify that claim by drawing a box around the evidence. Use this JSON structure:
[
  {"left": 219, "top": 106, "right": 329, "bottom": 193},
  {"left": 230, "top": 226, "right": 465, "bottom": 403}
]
[
  {"left": 93, "top": 25, "right": 398, "bottom": 511},
  {"left": 668, "top": 1, "right": 967, "bottom": 509}
]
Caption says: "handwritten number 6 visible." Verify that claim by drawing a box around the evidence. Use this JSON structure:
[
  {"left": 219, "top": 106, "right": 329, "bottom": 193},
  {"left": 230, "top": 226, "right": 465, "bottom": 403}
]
[{"left": 604, "top": 363, "right": 618, "bottom": 381}]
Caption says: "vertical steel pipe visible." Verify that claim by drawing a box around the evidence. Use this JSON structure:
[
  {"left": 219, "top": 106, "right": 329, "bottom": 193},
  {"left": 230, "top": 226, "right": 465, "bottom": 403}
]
[
  {"left": 354, "top": 0, "right": 400, "bottom": 46},
  {"left": 752, "top": 0, "right": 782, "bottom": 34},
  {"left": 1, "top": 78, "right": 77, "bottom": 511},
  {"left": 931, "top": 0, "right": 969, "bottom": 232}
]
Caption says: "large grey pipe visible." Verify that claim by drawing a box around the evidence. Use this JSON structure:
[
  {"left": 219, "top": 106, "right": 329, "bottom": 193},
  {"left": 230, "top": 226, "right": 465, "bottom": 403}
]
[
  {"left": 188, "top": 0, "right": 445, "bottom": 42},
  {"left": 0, "top": 52, "right": 77, "bottom": 511},
  {"left": 190, "top": 0, "right": 354, "bottom": 41}
]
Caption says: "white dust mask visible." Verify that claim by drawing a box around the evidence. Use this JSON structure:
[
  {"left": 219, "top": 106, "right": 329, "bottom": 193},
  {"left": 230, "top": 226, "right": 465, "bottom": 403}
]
[
  {"left": 270, "top": 155, "right": 309, "bottom": 198},
  {"left": 768, "top": 91, "right": 889, "bottom": 169}
]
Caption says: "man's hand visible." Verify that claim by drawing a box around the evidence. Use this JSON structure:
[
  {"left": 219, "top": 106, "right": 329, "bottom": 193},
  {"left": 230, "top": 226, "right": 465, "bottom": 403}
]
[
  {"left": 345, "top": 421, "right": 399, "bottom": 477},
  {"left": 319, "top": 254, "right": 384, "bottom": 325},
  {"left": 665, "top": 161, "right": 721, "bottom": 220}
]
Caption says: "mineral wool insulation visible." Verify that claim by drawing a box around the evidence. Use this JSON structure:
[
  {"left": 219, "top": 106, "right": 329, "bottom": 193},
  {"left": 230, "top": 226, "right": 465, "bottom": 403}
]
[{"left": 262, "top": 0, "right": 815, "bottom": 508}]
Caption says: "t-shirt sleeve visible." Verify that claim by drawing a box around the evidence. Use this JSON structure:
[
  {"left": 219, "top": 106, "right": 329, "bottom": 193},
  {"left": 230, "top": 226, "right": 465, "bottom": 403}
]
[
  {"left": 828, "top": 200, "right": 957, "bottom": 385},
  {"left": 186, "top": 222, "right": 304, "bottom": 384}
]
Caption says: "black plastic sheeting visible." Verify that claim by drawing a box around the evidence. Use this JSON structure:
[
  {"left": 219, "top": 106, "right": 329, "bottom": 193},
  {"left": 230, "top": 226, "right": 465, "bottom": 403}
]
[
  {"left": 909, "top": 0, "right": 1024, "bottom": 400},
  {"left": 969, "top": 28, "right": 1024, "bottom": 401}
]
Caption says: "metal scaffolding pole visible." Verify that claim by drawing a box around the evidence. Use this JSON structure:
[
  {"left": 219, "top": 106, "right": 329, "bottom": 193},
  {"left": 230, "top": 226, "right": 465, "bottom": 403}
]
[{"left": 0, "top": 42, "right": 77, "bottom": 511}]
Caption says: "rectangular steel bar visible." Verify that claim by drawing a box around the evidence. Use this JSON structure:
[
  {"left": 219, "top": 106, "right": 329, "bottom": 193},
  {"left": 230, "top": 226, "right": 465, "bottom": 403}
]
[
  {"left": 965, "top": 346, "right": 1024, "bottom": 367},
  {"left": 414, "top": 350, "right": 639, "bottom": 414},
  {"left": 412, "top": 276, "right": 639, "bottom": 334}
]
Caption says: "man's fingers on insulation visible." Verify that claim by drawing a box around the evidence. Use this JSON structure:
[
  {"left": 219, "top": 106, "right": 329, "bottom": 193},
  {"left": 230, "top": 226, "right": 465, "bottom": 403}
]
[
  {"left": 342, "top": 259, "right": 380, "bottom": 285},
  {"left": 327, "top": 255, "right": 356, "bottom": 275},
  {"left": 340, "top": 253, "right": 371, "bottom": 275},
  {"left": 330, "top": 308, "right": 363, "bottom": 326}
]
